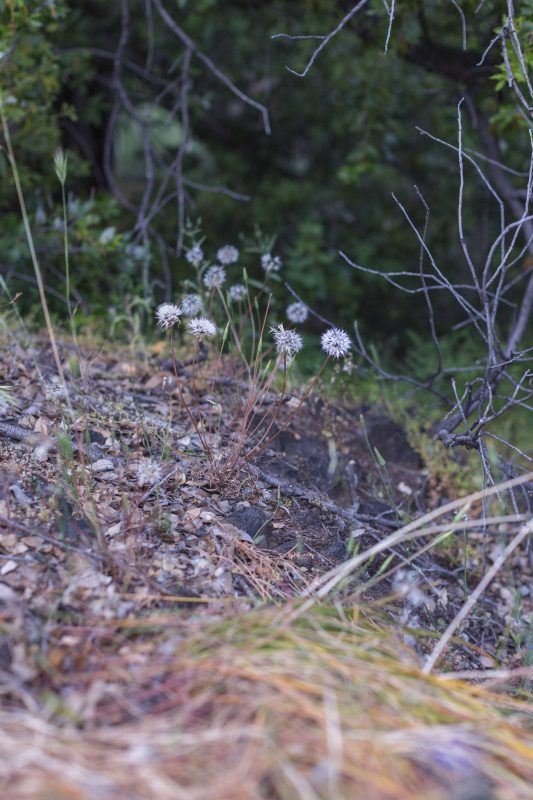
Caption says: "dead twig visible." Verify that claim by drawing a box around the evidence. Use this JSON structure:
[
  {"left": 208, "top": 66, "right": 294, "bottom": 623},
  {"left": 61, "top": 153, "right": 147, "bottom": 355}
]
[{"left": 423, "top": 516, "right": 533, "bottom": 674}]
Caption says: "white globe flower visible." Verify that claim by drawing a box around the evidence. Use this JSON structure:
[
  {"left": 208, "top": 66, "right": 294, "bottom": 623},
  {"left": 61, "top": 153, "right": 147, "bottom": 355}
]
[
  {"left": 203, "top": 265, "right": 226, "bottom": 289},
  {"left": 136, "top": 458, "right": 163, "bottom": 487},
  {"left": 286, "top": 302, "right": 308, "bottom": 324},
  {"left": 270, "top": 324, "right": 303, "bottom": 356},
  {"left": 179, "top": 294, "right": 202, "bottom": 316},
  {"left": 217, "top": 245, "right": 239, "bottom": 265},
  {"left": 185, "top": 244, "right": 204, "bottom": 266},
  {"left": 187, "top": 317, "right": 217, "bottom": 338},
  {"left": 321, "top": 328, "right": 351, "bottom": 358},
  {"left": 229, "top": 284, "right": 247, "bottom": 301},
  {"left": 261, "top": 253, "right": 282, "bottom": 273},
  {"left": 156, "top": 303, "right": 181, "bottom": 329}
]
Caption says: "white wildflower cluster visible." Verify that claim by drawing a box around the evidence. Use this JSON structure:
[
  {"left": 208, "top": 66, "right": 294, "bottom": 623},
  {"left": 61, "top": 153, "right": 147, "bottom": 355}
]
[
  {"left": 179, "top": 294, "right": 202, "bottom": 316},
  {"left": 229, "top": 284, "right": 247, "bottom": 301},
  {"left": 43, "top": 375, "right": 68, "bottom": 400},
  {"left": 203, "top": 265, "right": 226, "bottom": 289},
  {"left": 136, "top": 457, "right": 163, "bottom": 488},
  {"left": 286, "top": 301, "right": 308, "bottom": 324},
  {"left": 393, "top": 569, "right": 427, "bottom": 609},
  {"left": 261, "top": 253, "right": 282, "bottom": 273},
  {"left": 187, "top": 317, "right": 217, "bottom": 338},
  {"left": 270, "top": 324, "right": 303, "bottom": 356},
  {"left": 98, "top": 226, "right": 115, "bottom": 245},
  {"left": 185, "top": 244, "right": 203, "bottom": 267},
  {"left": 156, "top": 303, "right": 181, "bottom": 329},
  {"left": 321, "top": 327, "right": 351, "bottom": 358},
  {"left": 217, "top": 245, "right": 239, "bottom": 265},
  {"left": 171, "top": 234, "right": 353, "bottom": 374}
]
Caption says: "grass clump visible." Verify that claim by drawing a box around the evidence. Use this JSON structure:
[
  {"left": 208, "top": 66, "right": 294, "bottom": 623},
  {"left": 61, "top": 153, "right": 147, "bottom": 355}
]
[{"left": 1, "top": 604, "right": 532, "bottom": 799}]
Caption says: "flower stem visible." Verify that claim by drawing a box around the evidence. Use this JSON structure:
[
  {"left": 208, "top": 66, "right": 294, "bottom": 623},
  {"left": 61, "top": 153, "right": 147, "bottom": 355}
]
[
  {"left": 0, "top": 90, "right": 72, "bottom": 415},
  {"left": 170, "top": 330, "right": 212, "bottom": 462},
  {"left": 245, "top": 356, "right": 329, "bottom": 461}
]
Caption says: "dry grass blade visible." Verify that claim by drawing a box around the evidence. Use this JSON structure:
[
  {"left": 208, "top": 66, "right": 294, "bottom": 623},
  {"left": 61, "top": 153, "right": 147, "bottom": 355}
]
[
  {"left": 353, "top": 512, "right": 529, "bottom": 597},
  {"left": 295, "top": 470, "right": 533, "bottom": 610},
  {"left": 423, "top": 517, "right": 533, "bottom": 674},
  {"left": 439, "top": 667, "right": 533, "bottom": 683},
  {"left": 1, "top": 605, "right": 533, "bottom": 799},
  {"left": 0, "top": 91, "right": 71, "bottom": 411}
]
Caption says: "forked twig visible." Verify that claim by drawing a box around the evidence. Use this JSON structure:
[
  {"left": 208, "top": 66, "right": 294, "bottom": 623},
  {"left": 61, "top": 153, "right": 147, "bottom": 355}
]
[
  {"left": 423, "top": 516, "right": 533, "bottom": 674},
  {"left": 289, "top": 471, "right": 533, "bottom": 617}
]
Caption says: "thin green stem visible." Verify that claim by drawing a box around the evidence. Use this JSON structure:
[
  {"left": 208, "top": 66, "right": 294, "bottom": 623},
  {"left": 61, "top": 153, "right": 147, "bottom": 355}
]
[
  {"left": 60, "top": 179, "right": 84, "bottom": 381},
  {"left": 216, "top": 286, "right": 251, "bottom": 379},
  {"left": 170, "top": 330, "right": 212, "bottom": 462},
  {"left": 61, "top": 183, "right": 72, "bottom": 321},
  {"left": 0, "top": 90, "right": 72, "bottom": 414},
  {"left": 245, "top": 358, "right": 288, "bottom": 455},
  {"left": 245, "top": 356, "right": 330, "bottom": 461}
]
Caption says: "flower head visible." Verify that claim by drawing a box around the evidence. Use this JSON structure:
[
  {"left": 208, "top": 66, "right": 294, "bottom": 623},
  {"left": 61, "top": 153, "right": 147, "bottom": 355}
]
[
  {"left": 217, "top": 244, "right": 239, "bottom": 265},
  {"left": 261, "top": 253, "right": 282, "bottom": 273},
  {"left": 136, "top": 458, "right": 162, "bottom": 488},
  {"left": 321, "top": 327, "right": 351, "bottom": 358},
  {"left": 185, "top": 244, "right": 203, "bottom": 267},
  {"left": 156, "top": 303, "right": 181, "bottom": 329},
  {"left": 393, "top": 569, "right": 425, "bottom": 608},
  {"left": 203, "top": 265, "right": 226, "bottom": 289},
  {"left": 286, "top": 301, "right": 308, "bottom": 324},
  {"left": 270, "top": 324, "right": 303, "bottom": 356},
  {"left": 179, "top": 294, "right": 202, "bottom": 316},
  {"left": 229, "top": 283, "right": 247, "bottom": 301},
  {"left": 187, "top": 317, "right": 217, "bottom": 338},
  {"left": 43, "top": 375, "right": 68, "bottom": 400}
]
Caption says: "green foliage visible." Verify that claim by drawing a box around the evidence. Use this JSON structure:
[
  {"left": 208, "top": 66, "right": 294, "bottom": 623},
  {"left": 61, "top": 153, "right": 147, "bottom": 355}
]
[
  {"left": 0, "top": 0, "right": 532, "bottom": 383},
  {"left": 0, "top": 1, "right": 145, "bottom": 318},
  {"left": 491, "top": 3, "right": 533, "bottom": 132},
  {"left": 0, "top": 1, "right": 68, "bottom": 188}
]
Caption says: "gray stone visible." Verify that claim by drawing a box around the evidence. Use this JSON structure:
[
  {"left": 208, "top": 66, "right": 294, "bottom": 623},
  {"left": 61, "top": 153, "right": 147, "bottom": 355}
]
[{"left": 224, "top": 506, "right": 272, "bottom": 546}]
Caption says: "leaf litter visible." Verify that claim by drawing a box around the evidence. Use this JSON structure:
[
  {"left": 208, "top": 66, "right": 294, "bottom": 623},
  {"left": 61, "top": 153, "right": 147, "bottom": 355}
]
[{"left": 0, "top": 334, "right": 532, "bottom": 799}]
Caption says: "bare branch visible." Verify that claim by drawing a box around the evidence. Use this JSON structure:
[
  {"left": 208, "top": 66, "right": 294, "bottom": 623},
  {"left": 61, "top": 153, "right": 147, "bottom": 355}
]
[
  {"left": 384, "top": 0, "right": 396, "bottom": 54},
  {"left": 175, "top": 46, "right": 192, "bottom": 256},
  {"left": 449, "top": 0, "right": 467, "bottom": 51},
  {"left": 153, "top": 0, "right": 271, "bottom": 134},
  {"left": 273, "top": 0, "right": 369, "bottom": 78}
]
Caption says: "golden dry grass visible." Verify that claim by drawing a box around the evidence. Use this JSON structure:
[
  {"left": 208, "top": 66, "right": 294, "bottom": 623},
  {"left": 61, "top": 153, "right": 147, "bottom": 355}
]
[{"left": 1, "top": 604, "right": 532, "bottom": 800}]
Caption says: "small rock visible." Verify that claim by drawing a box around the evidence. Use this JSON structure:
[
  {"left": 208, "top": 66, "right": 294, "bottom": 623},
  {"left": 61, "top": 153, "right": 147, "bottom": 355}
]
[
  {"left": 322, "top": 541, "right": 347, "bottom": 561},
  {"left": 224, "top": 506, "right": 272, "bottom": 546},
  {"left": 96, "top": 472, "right": 118, "bottom": 482},
  {"left": 0, "top": 636, "right": 12, "bottom": 669},
  {"left": 88, "top": 458, "right": 115, "bottom": 473},
  {"left": 9, "top": 483, "right": 32, "bottom": 505},
  {"left": 107, "top": 522, "right": 122, "bottom": 537},
  {"left": 397, "top": 481, "right": 412, "bottom": 496}
]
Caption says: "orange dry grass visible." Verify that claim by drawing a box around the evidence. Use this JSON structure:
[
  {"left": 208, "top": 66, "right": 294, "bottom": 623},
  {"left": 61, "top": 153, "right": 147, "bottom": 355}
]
[{"left": 1, "top": 605, "right": 532, "bottom": 800}]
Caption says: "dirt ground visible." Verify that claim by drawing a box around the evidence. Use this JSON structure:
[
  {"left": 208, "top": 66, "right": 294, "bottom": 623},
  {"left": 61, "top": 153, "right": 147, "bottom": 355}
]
[
  {"left": 1, "top": 336, "right": 533, "bottom": 798},
  {"left": 1, "top": 336, "right": 531, "bottom": 677}
]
